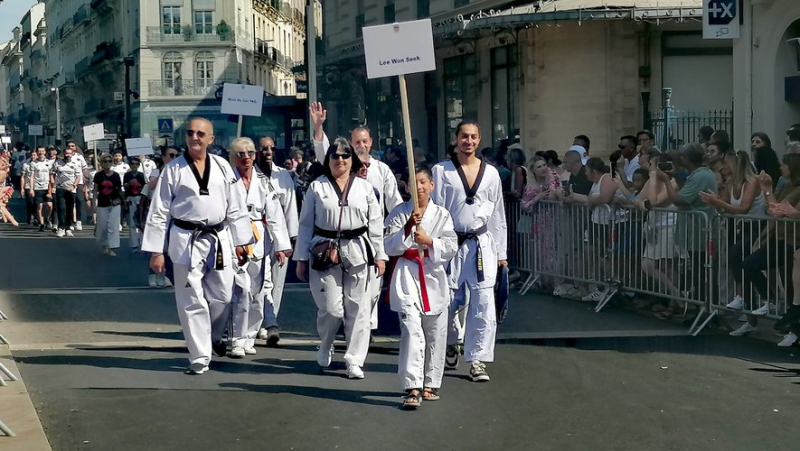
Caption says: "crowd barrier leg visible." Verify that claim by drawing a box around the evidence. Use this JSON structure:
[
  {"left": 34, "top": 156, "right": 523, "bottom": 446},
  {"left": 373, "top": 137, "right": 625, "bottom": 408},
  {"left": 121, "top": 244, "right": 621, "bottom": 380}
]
[
  {"left": 0, "top": 420, "right": 15, "bottom": 437},
  {"left": 0, "top": 309, "right": 7, "bottom": 321}
]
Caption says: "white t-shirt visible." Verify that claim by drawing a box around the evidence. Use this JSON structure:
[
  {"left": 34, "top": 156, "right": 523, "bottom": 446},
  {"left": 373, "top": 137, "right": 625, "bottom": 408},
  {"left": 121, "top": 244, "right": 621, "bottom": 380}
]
[
  {"left": 30, "top": 160, "right": 52, "bottom": 190},
  {"left": 111, "top": 162, "right": 130, "bottom": 179},
  {"left": 71, "top": 154, "right": 88, "bottom": 185},
  {"left": 141, "top": 158, "right": 157, "bottom": 180},
  {"left": 51, "top": 159, "right": 82, "bottom": 190}
]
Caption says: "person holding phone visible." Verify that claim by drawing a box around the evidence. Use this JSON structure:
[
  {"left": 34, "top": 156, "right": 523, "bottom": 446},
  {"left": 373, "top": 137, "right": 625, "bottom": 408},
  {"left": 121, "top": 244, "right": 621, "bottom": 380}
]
[{"left": 521, "top": 156, "right": 561, "bottom": 291}]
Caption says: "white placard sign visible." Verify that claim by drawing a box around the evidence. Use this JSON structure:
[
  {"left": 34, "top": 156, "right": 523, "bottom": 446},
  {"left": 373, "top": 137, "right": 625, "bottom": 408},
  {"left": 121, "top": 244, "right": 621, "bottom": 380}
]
[
  {"left": 125, "top": 138, "right": 154, "bottom": 157},
  {"left": 362, "top": 19, "right": 436, "bottom": 79},
  {"left": 220, "top": 83, "right": 265, "bottom": 117},
  {"left": 1, "top": 137, "right": 10, "bottom": 144},
  {"left": 0, "top": 125, "right": 6, "bottom": 134},
  {"left": 28, "top": 125, "right": 43, "bottom": 136},
  {"left": 83, "top": 123, "right": 105, "bottom": 142},
  {"left": 703, "top": 0, "right": 740, "bottom": 39}
]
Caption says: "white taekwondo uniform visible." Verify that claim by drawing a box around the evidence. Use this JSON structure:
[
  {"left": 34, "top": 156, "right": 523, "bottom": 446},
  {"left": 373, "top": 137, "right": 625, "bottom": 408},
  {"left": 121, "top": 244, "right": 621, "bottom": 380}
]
[
  {"left": 431, "top": 158, "right": 507, "bottom": 364},
  {"left": 315, "top": 133, "right": 402, "bottom": 330},
  {"left": 384, "top": 200, "right": 458, "bottom": 391},
  {"left": 260, "top": 162, "right": 299, "bottom": 330},
  {"left": 231, "top": 167, "right": 290, "bottom": 350},
  {"left": 142, "top": 153, "right": 251, "bottom": 367},
  {"left": 294, "top": 175, "right": 387, "bottom": 368}
]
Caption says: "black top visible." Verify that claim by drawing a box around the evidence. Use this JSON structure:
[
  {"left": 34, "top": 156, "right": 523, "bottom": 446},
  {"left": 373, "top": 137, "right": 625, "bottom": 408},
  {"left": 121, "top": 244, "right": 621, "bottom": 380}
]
[
  {"left": 123, "top": 172, "right": 146, "bottom": 197},
  {"left": 94, "top": 171, "right": 122, "bottom": 208},
  {"left": 569, "top": 165, "right": 593, "bottom": 196},
  {"left": 754, "top": 147, "right": 781, "bottom": 189}
]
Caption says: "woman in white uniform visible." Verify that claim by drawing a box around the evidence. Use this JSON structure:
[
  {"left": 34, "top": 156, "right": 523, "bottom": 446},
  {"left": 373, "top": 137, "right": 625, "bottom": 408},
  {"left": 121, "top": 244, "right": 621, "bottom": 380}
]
[
  {"left": 294, "top": 137, "right": 387, "bottom": 379},
  {"left": 385, "top": 166, "right": 458, "bottom": 408}
]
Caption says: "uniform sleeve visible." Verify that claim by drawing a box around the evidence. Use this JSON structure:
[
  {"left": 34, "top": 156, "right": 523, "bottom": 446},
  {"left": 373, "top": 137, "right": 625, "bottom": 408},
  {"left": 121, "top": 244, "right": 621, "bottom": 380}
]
[
  {"left": 141, "top": 166, "right": 174, "bottom": 254},
  {"left": 293, "top": 182, "right": 318, "bottom": 261},
  {"left": 428, "top": 209, "right": 458, "bottom": 265},
  {"left": 382, "top": 163, "right": 404, "bottom": 212},
  {"left": 313, "top": 132, "right": 331, "bottom": 163},
  {"left": 488, "top": 177, "right": 508, "bottom": 261},
  {"left": 430, "top": 164, "right": 444, "bottom": 205},
  {"left": 224, "top": 162, "right": 253, "bottom": 247},
  {"left": 367, "top": 181, "right": 387, "bottom": 261},
  {"left": 383, "top": 203, "right": 412, "bottom": 257},
  {"left": 278, "top": 170, "right": 299, "bottom": 238},
  {"left": 266, "top": 192, "right": 292, "bottom": 252}
]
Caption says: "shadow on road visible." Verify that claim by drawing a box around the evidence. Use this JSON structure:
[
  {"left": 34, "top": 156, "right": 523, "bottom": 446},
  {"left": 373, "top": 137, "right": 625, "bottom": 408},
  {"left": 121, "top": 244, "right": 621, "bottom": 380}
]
[
  {"left": 93, "top": 330, "right": 184, "bottom": 340},
  {"left": 219, "top": 382, "right": 400, "bottom": 408}
]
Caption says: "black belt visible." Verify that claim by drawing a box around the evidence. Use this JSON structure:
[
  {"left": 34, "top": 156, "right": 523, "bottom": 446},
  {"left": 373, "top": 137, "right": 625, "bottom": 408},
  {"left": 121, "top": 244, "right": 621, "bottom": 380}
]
[
  {"left": 173, "top": 219, "right": 226, "bottom": 270},
  {"left": 314, "top": 226, "right": 368, "bottom": 240},
  {"left": 456, "top": 225, "right": 489, "bottom": 283}
]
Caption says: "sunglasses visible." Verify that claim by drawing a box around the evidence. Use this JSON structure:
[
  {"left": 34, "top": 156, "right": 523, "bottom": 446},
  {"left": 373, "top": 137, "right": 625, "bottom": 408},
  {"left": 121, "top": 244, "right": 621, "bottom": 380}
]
[
  {"left": 236, "top": 150, "right": 256, "bottom": 158},
  {"left": 185, "top": 130, "right": 207, "bottom": 138},
  {"left": 261, "top": 146, "right": 274, "bottom": 151},
  {"left": 329, "top": 153, "right": 352, "bottom": 160},
  {"left": 167, "top": 153, "right": 177, "bottom": 158}
]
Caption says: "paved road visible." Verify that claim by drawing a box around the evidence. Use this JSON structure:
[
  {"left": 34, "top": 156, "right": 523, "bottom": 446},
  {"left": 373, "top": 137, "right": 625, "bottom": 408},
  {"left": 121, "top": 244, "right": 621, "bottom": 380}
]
[{"left": 1, "top": 198, "right": 800, "bottom": 450}]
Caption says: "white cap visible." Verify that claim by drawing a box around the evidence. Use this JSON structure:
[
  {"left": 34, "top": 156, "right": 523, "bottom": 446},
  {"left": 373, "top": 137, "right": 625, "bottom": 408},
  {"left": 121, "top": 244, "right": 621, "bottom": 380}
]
[{"left": 569, "top": 145, "right": 588, "bottom": 164}]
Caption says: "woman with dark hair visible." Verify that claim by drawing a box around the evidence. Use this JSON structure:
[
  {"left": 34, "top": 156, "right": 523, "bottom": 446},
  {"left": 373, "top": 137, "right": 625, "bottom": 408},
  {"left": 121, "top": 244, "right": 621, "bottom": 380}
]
[
  {"left": 294, "top": 137, "right": 387, "bottom": 379},
  {"left": 507, "top": 146, "right": 528, "bottom": 199},
  {"left": 751, "top": 132, "right": 781, "bottom": 188}
]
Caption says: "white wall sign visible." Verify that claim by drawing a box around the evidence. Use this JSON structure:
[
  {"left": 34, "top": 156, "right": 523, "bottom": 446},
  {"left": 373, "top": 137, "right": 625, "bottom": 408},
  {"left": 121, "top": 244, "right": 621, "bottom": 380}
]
[
  {"left": 125, "top": 137, "right": 154, "bottom": 157},
  {"left": 83, "top": 123, "right": 105, "bottom": 142},
  {"left": 1, "top": 137, "right": 11, "bottom": 144},
  {"left": 703, "top": 0, "right": 740, "bottom": 39},
  {"left": 28, "top": 125, "right": 43, "bottom": 136},
  {"left": 0, "top": 125, "right": 6, "bottom": 134},
  {"left": 220, "top": 83, "right": 265, "bottom": 117},
  {"left": 362, "top": 19, "right": 436, "bottom": 79}
]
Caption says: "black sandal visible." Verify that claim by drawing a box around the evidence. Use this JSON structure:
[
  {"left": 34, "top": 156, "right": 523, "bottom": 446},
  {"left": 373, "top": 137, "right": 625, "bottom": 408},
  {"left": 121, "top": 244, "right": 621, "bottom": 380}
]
[
  {"left": 422, "top": 387, "right": 440, "bottom": 401},
  {"left": 402, "top": 389, "right": 422, "bottom": 409}
]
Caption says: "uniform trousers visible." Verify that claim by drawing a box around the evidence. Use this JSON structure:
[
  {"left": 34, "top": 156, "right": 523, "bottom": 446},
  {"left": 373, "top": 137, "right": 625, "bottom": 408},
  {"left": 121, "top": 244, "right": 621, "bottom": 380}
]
[
  {"left": 398, "top": 310, "right": 447, "bottom": 390},
  {"left": 447, "top": 283, "right": 496, "bottom": 363},
  {"left": 55, "top": 188, "right": 75, "bottom": 230},
  {"left": 95, "top": 205, "right": 121, "bottom": 249},
  {"left": 310, "top": 263, "right": 371, "bottom": 367},
  {"left": 232, "top": 256, "right": 273, "bottom": 348},
  {"left": 262, "top": 257, "right": 287, "bottom": 329},
  {"left": 172, "top": 235, "right": 234, "bottom": 366},
  {"left": 368, "top": 269, "right": 382, "bottom": 330}
]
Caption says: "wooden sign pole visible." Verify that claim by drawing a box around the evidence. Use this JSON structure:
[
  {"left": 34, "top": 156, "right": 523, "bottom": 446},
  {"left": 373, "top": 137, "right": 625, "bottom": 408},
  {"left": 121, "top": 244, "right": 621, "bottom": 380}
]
[
  {"left": 237, "top": 115, "right": 243, "bottom": 138},
  {"left": 398, "top": 74, "right": 418, "bottom": 211}
]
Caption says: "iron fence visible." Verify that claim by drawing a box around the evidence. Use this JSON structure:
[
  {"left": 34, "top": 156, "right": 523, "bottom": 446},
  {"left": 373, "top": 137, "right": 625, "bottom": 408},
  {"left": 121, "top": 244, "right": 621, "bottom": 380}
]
[{"left": 650, "top": 109, "right": 733, "bottom": 150}]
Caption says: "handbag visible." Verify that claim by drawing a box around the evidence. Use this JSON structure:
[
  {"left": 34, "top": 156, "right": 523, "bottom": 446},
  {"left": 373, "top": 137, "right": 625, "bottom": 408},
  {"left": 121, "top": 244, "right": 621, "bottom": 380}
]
[{"left": 310, "top": 176, "right": 352, "bottom": 271}]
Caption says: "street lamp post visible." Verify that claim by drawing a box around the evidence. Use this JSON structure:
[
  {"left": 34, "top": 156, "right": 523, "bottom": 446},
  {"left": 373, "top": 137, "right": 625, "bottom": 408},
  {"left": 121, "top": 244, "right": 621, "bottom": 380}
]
[
  {"left": 51, "top": 86, "right": 61, "bottom": 145},
  {"left": 124, "top": 57, "right": 135, "bottom": 139}
]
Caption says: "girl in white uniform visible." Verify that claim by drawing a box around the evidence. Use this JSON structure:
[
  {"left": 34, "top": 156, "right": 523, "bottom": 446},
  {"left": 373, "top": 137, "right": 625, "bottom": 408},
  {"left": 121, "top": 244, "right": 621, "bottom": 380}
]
[
  {"left": 385, "top": 166, "right": 458, "bottom": 408},
  {"left": 294, "top": 137, "right": 387, "bottom": 379}
]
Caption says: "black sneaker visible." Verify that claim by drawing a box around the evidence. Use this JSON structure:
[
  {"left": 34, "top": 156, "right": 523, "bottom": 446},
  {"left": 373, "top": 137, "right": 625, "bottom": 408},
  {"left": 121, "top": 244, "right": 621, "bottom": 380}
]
[
  {"left": 184, "top": 363, "right": 208, "bottom": 375},
  {"left": 212, "top": 340, "right": 227, "bottom": 357},
  {"left": 445, "top": 345, "right": 459, "bottom": 370},
  {"left": 775, "top": 305, "right": 800, "bottom": 333},
  {"left": 266, "top": 326, "right": 280, "bottom": 347},
  {"left": 38, "top": 224, "right": 45, "bottom": 232}
]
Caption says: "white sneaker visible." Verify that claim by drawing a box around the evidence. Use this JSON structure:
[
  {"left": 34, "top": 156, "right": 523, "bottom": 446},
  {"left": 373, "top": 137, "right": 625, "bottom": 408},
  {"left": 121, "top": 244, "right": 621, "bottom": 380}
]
[
  {"left": 726, "top": 295, "right": 744, "bottom": 310},
  {"left": 75, "top": 221, "right": 83, "bottom": 231},
  {"left": 56, "top": 229, "right": 65, "bottom": 237},
  {"left": 581, "top": 288, "right": 606, "bottom": 302},
  {"left": 65, "top": 230, "right": 74, "bottom": 237},
  {"left": 69, "top": 226, "right": 75, "bottom": 231},
  {"left": 730, "top": 323, "right": 758, "bottom": 336},
  {"left": 119, "top": 224, "right": 123, "bottom": 232},
  {"left": 229, "top": 346, "right": 246, "bottom": 359},
  {"left": 553, "top": 284, "right": 574, "bottom": 297},
  {"left": 244, "top": 346, "right": 257, "bottom": 355},
  {"left": 752, "top": 303, "right": 774, "bottom": 316},
  {"left": 346, "top": 364, "right": 365, "bottom": 379},
  {"left": 257, "top": 328, "right": 269, "bottom": 340},
  {"left": 317, "top": 344, "right": 334, "bottom": 368},
  {"left": 778, "top": 332, "right": 798, "bottom": 347},
  {"left": 148, "top": 274, "right": 158, "bottom": 288}
]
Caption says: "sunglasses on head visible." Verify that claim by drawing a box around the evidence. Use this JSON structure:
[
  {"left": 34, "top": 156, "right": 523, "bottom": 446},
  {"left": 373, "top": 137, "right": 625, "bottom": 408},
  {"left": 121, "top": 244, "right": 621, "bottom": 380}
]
[
  {"left": 236, "top": 150, "right": 256, "bottom": 158},
  {"left": 329, "top": 152, "right": 352, "bottom": 160},
  {"left": 185, "top": 130, "right": 207, "bottom": 138}
]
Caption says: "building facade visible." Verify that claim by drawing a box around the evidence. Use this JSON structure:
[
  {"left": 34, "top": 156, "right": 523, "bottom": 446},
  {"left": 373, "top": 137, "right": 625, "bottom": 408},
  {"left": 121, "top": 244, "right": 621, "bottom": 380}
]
[
  {"left": 0, "top": 0, "right": 319, "bottom": 151},
  {"left": 319, "top": 0, "right": 733, "bottom": 159}
]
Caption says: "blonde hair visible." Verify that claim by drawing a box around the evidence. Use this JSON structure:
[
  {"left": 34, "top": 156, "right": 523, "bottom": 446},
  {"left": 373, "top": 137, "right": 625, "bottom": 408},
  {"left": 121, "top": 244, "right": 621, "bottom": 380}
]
[{"left": 229, "top": 137, "right": 255, "bottom": 162}]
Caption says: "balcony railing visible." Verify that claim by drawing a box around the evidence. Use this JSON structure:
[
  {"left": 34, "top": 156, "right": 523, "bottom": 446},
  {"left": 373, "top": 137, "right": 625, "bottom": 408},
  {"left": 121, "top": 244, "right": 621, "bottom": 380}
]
[
  {"left": 146, "top": 26, "right": 233, "bottom": 44},
  {"left": 73, "top": 4, "right": 90, "bottom": 26},
  {"left": 255, "top": 38, "right": 269, "bottom": 56},
  {"left": 148, "top": 79, "right": 227, "bottom": 97}
]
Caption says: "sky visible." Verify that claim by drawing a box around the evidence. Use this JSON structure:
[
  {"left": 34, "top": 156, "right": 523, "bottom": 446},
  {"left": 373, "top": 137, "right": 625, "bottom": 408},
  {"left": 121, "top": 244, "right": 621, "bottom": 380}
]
[{"left": 0, "top": 0, "right": 38, "bottom": 44}]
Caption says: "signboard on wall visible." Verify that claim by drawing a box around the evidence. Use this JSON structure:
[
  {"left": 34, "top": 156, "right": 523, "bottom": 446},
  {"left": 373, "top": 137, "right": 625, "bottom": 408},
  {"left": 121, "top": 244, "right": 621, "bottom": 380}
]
[{"left": 703, "top": 0, "right": 740, "bottom": 39}]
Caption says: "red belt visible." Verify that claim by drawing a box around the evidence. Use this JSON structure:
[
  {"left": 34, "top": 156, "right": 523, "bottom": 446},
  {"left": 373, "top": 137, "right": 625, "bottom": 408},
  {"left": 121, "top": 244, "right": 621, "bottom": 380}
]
[{"left": 402, "top": 248, "right": 430, "bottom": 312}]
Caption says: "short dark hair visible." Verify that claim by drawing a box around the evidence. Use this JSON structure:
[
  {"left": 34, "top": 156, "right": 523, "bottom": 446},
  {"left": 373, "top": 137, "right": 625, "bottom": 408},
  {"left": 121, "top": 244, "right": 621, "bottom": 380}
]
[
  {"left": 711, "top": 130, "right": 730, "bottom": 145},
  {"left": 413, "top": 164, "right": 433, "bottom": 181},
  {"left": 680, "top": 143, "right": 705, "bottom": 165},
  {"left": 787, "top": 128, "right": 800, "bottom": 142},
  {"left": 637, "top": 130, "right": 655, "bottom": 141},
  {"left": 620, "top": 135, "right": 637, "bottom": 147},
  {"left": 586, "top": 157, "right": 609, "bottom": 174},
  {"left": 633, "top": 168, "right": 650, "bottom": 179},
  {"left": 699, "top": 126, "right": 714, "bottom": 141},
  {"left": 574, "top": 134, "right": 590, "bottom": 151},
  {"left": 509, "top": 147, "right": 526, "bottom": 166},
  {"left": 321, "top": 137, "right": 363, "bottom": 180}
]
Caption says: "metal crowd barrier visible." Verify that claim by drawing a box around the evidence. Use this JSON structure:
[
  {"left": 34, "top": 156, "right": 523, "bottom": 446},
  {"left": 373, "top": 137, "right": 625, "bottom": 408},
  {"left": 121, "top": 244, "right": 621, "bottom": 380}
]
[{"left": 508, "top": 199, "right": 718, "bottom": 335}]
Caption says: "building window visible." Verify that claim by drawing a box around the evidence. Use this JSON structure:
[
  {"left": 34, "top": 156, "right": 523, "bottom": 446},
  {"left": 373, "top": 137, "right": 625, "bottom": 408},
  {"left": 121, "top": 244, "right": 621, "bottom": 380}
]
[
  {"left": 384, "top": 5, "right": 395, "bottom": 23},
  {"left": 162, "top": 6, "right": 181, "bottom": 35},
  {"left": 490, "top": 45, "right": 519, "bottom": 146},
  {"left": 443, "top": 54, "right": 477, "bottom": 144},
  {"left": 163, "top": 51, "right": 183, "bottom": 94},
  {"left": 194, "top": 11, "right": 213, "bottom": 35},
  {"left": 417, "top": 0, "right": 430, "bottom": 18},
  {"left": 355, "top": 14, "right": 365, "bottom": 38},
  {"left": 195, "top": 51, "right": 214, "bottom": 88}
]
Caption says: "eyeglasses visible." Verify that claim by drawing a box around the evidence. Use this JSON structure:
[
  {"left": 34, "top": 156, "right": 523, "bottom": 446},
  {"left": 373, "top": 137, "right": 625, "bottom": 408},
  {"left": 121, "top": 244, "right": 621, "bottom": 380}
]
[
  {"left": 236, "top": 150, "right": 256, "bottom": 158},
  {"left": 185, "top": 130, "right": 207, "bottom": 138},
  {"left": 329, "top": 153, "right": 352, "bottom": 160}
]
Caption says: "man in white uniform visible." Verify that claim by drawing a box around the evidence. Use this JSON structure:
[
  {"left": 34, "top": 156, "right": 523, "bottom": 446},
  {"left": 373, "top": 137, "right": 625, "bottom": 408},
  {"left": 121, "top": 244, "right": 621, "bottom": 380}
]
[
  {"left": 28, "top": 147, "right": 52, "bottom": 232},
  {"left": 255, "top": 136, "right": 299, "bottom": 346},
  {"left": 142, "top": 118, "right": 251, "bottom": 375},
  {"left": 228, "top": 137, "right": 291, "bottom": 358},
  {"left": 110, "top": 149, "right": 130, "bottom": 178},
  {"left": 67, "top": 141, "right": 88, "bottom": 230},
  {"left": 310, "top": 101, "right": 403, "bottom": 334},
  {"left": 431, "top": 121, "right": 507, "bottom": 383}
]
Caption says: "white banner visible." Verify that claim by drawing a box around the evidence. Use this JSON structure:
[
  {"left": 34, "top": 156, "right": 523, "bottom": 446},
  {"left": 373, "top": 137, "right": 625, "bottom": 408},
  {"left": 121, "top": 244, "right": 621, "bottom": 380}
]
[
  {"left": 220, "top": 83, "right": 264, "bottom": 117},
  {"left": 28, "top": 125, "right": 43, "bottom": 136},
  {"left": 703, "top": 0, "right": 740, "bottom": 39},
  {"left": 125, "top": 137, "right": 154, "bottom": 157},
  {"left": 83, "top": 123, "right": 105, "bottom": 142},
  {"left": 363, "top": 19, "right": 436, "bottom": 79}
]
